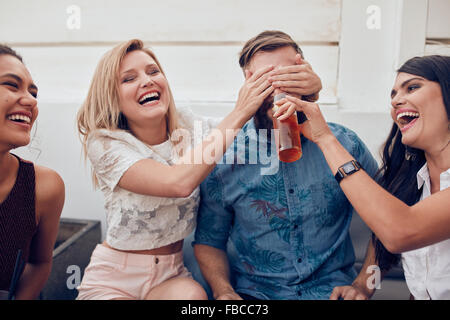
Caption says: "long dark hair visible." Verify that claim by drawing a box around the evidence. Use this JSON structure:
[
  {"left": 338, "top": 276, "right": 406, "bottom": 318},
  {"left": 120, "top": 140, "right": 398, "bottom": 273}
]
[{"left": 374, "top": 55, "right": 450, "bottom": 271}]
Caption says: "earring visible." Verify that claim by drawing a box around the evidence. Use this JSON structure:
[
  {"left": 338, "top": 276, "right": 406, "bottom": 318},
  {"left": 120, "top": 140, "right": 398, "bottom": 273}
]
[{"left": 405, "top": 146, "right": 417, "bottom": 161}]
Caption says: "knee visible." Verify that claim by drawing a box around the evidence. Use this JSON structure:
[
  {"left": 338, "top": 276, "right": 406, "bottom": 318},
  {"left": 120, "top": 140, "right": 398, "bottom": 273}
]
[
  {"left": 183, "top": 279, "right": 208, "bottom": 300},
  {"left": 146, "top": 277, "right": 208, "bottom": 300}
]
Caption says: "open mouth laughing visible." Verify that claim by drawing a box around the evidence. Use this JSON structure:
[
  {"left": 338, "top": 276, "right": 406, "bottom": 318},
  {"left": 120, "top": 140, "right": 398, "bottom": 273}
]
[
  {"left": 6, "top": 112, "right": 32, "bottom": 127},
  {"left": 138, "top": 91, "right": 160, "bottom": 106},
  {"left": 396, "top": 109, "right": 420, "bottom": 132}
]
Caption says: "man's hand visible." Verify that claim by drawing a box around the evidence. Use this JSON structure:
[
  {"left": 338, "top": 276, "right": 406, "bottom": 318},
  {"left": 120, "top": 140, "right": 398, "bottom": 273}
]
[
  {"left": 329, "top": 284, "right": 372, "bottom": 300},
  {"left": 215, "top": 290, "right": 243, "bottom": 300},
  {"left": 268, "top": 54, "right": 322, "bottom": 100}
]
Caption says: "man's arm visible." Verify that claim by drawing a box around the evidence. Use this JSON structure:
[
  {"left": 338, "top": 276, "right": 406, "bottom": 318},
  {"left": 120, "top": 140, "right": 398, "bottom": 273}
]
[
  {"left": 194, "top": 244, "right": 242, "bottom": 300},
  {"left": 194, "top": 168, "right": 239, "bottom": 300}
]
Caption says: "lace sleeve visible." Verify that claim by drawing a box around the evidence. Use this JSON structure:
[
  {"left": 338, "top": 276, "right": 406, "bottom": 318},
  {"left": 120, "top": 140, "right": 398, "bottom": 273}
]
[
  {"left": 176, "top": 106, "right": 222, "bottom": 139},
  {"left": 87, "top": 130, "right": 145, "bottom": 190}
]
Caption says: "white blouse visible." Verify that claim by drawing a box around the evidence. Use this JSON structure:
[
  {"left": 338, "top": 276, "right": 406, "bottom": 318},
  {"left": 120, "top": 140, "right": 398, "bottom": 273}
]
[
  {"left": 401, "top": 164, "right": 450, "bottom": 300},
  {"left": 86, "top": 107, "right": 220, "bottom": 250}
]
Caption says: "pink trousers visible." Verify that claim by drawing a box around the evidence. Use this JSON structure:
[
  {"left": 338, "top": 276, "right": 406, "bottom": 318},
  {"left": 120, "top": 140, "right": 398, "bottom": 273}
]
[{"left": 76, "top": 244, "right": 192, "bottom": 300}]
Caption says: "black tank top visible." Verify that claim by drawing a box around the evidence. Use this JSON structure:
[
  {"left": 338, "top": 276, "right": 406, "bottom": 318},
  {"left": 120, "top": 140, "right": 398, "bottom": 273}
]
[{"left": 0, "top": 154, "right": 37, "bottom": 291}]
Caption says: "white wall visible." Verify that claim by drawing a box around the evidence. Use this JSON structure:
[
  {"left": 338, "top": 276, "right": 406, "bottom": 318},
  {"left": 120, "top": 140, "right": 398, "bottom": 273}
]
[
  {"left": 2, "top": 0, "right": 449, "bottom": 238},
  {"left": 426, "top": 0, "right": 450, "bottom": 56}
]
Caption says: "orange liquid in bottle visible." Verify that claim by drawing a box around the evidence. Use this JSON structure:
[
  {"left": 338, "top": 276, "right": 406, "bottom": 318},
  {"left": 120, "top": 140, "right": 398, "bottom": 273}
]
[{"left": 272, "top": 93, "right": 302, "bottom": 163}]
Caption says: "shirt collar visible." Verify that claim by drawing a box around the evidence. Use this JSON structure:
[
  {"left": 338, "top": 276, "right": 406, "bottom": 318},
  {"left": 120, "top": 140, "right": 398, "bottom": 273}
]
[
  {"left": 416, "top": 163, "right": 450, "bottom": 191},
  {"left": 439, "top": 167, "right": 450, "bottom": 190},
  {"left": 245, "top": 118, "right": 269, "bottom": 144},
  {"left": 416, "top": 163, "right": 430, "bottom": 190}
]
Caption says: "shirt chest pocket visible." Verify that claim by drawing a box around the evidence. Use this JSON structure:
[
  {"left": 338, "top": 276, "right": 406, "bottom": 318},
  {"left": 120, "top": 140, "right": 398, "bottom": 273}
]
[{"left": 304, "top": 177, "right": 350, "bottom": 228}]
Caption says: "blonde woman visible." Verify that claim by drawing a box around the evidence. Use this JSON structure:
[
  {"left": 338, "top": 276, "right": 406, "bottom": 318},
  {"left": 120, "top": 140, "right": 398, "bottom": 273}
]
[{"left": 75, "top": 39, "right": 276, "bottom": 300}]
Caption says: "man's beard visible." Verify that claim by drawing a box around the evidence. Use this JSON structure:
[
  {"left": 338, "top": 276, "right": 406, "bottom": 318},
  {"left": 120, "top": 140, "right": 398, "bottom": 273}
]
[{"left": 253, "top": 96, "right": 274, "bottom": 131}]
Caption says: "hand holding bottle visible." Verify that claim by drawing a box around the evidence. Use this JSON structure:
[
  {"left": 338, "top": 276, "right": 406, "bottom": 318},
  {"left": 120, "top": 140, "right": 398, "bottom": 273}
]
[
  {"left": 272, "top": 93, "right": 302, "bottom": 163},
  {"left": 273, "top": 96, "right": 334, "bottom": 148}
]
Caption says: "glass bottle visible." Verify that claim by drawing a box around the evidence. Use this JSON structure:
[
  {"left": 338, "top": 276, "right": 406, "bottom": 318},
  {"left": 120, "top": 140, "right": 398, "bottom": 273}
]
[{"left": 272, "top": 93, "right": 302, "bottom": 163}]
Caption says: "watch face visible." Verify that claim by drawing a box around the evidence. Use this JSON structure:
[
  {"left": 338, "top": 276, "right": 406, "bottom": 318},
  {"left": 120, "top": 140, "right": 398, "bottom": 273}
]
[{"left": 342, "top": 162, "right": 355, "bottom": 174}]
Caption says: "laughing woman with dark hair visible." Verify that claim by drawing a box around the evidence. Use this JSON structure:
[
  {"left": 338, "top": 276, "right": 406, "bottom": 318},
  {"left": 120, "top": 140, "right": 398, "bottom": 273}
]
[
  {"left": 273, "top": 55, "right": 450, "bottom": 300},
  {"left": 0, "top": 45, "right": 65, "bottom": 299}
]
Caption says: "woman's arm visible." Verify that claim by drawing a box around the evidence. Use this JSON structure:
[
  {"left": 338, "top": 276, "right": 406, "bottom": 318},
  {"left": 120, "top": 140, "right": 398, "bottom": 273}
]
[
  {"left": 118, "top": 65, "right": 275, "bottom": 198},
  {"left": 14, "top": 166, "right": 65, "bottom": 299},
  {"left": 320, "top": 135, "right": 450, "bottom": 252},
  {"left": 274, "top": 96, "right": 450, "bottom": 253}
]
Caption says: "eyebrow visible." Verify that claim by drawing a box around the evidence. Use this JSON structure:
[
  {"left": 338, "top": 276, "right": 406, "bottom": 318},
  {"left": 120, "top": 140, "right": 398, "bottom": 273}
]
[
  {"left": 1, "top": 73, "right": 38, "bottom": 92},
  {"left": 390, "top": 77, "right": 424, "bottom": 98},
  {"left": 120, "top": 63, "right": 159, "bottom": 75}
]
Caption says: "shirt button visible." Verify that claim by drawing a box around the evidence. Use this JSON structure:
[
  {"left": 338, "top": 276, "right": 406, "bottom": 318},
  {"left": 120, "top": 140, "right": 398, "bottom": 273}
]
[
  {"left": 297, "top": 258, "right": 302, "bottom": 263},
  {"left": 155, "top": 257, "right": 159, "bottom": 264},
  {"left": 289, "top": 189, "right": 294, "bottom": 194}
]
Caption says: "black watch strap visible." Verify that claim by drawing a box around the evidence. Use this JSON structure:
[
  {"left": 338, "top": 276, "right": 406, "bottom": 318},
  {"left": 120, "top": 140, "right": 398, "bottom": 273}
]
[
  {"left": 335, "top": 160, "right": 362, "bottom": 183},
  {"left": 296, "top": 111, "right": 308, "bottom": 124}
]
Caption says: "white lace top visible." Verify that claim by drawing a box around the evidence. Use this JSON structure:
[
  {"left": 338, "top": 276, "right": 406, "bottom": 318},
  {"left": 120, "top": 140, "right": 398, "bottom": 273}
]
[{"left": 86, "top": 107, "right": 220, "bottom": 250}]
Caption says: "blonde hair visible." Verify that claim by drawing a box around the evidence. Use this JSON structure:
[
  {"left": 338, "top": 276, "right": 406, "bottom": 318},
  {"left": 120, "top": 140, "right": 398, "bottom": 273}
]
[{"left": 77, "top": 39, "right": 180, "bottom": 187}]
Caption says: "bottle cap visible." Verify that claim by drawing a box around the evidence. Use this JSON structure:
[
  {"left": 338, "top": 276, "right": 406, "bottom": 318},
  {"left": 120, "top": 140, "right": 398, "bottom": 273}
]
[{"left": 274, "top": 93, "right": 286, "bottom": 102}]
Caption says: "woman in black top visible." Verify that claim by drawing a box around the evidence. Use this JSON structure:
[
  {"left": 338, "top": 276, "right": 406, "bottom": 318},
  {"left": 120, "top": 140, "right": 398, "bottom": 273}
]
[{"left": 0, "top": 44, "right": 65, "bottom": 299}]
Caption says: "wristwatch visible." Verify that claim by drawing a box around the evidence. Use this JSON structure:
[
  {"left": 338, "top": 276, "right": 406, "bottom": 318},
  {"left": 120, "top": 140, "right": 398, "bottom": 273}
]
[{"left": 334, "top": 160, "right": 362, "bottom": 183}]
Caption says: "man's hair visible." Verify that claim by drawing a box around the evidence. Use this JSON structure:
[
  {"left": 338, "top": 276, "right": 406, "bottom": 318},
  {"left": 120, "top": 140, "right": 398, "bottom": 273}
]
[
  {"left": 0, "top": 44, "right": 23, "bottom": 62},
  {"left": 239, "top": 30, "right": 303, "bottom": 69}
]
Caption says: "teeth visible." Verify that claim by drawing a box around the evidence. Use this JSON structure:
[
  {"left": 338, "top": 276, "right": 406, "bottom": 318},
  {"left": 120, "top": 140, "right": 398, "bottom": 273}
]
[
  {"left": 7, "top": 114, "right": 31, "bottom": 124},
  {"left": 139, "top": 92, "right": 159, "bottom": 104},
  {"left": 397, "top": 111, "right": 419, "bottom": 121}
]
